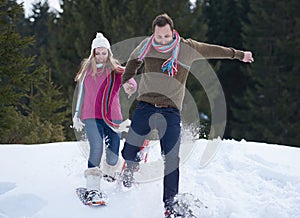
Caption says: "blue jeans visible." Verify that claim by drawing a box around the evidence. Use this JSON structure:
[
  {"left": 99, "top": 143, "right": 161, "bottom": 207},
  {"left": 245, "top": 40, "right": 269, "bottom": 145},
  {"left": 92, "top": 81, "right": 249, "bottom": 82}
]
[
  {"left": 121, "top": 101, "right": 181, "bottom": 203},
  {"left": 84, "top": 119, "right": 121, "bottom": 168}
]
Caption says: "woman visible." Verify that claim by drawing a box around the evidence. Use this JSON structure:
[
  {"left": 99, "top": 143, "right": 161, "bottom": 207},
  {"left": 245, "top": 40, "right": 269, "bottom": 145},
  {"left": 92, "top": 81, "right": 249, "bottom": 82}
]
[{"left": 73, "top": 32, "right": 136, "bottom": 204}]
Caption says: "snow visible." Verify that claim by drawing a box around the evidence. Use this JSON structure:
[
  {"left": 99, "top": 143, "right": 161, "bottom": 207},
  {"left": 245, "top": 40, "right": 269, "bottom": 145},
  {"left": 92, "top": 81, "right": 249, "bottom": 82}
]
[{"left": 1, "top": 135, "right": 300, "bottom": 218}]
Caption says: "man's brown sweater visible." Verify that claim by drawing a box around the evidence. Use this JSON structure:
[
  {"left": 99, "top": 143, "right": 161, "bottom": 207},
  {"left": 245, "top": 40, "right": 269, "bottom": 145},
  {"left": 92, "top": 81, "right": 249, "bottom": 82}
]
[{"left": 122, "top": 37, "right": 244, "bottom": 110}]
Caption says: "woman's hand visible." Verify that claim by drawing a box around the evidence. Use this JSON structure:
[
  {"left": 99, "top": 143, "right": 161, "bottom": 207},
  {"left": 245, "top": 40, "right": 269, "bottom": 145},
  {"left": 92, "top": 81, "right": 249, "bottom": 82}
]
[{"left": 72, "top": 116, "right": 85, "bottom": 131}]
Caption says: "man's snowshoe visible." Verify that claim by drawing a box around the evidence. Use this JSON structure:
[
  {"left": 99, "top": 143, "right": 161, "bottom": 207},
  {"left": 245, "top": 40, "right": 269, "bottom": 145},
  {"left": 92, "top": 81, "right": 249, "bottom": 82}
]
[
  {"left": 122, "top": 162, "right": 139, "bottom": 188},
  {"left": 164, "top": 207, "right": 184, "bottom": 218},
  {"left": 164, "top": 197, "right": 184, "bottom": 218},
  {"left": 164, "top": 193, "right": 208, "bottom": 218}
]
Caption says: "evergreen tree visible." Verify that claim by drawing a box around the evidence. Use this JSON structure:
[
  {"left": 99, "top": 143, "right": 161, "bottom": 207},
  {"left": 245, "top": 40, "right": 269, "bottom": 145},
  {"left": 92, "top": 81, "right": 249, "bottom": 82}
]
[
  {"left": 25, "top": 1, "right": 57, "bottom": 65},
  {"left": 232, "top": 0, "right": 300, "bottom": 146},
  {"left": 202, "top": 0, "right": 251, "bottom": 138},
  {"left": 49, "top": 0, "right": 108, "bottom": 85},
  {"left": 99, "top": 0, "right": 194, "bottom": 41},
  {"left": 49, "top": 0, "right": 110, "bottom": 139},
  {"left": 0, "top": 0, "right": 66, "bottom": 144},
  {"left": 25, "top": 70, "right": 70, "bottom": 127},
  {"left": 18, "top": 0, "right": 71, "bottom": 140},
  {"left": 0, "top": 1, "right": 37, "bottom": 108}
]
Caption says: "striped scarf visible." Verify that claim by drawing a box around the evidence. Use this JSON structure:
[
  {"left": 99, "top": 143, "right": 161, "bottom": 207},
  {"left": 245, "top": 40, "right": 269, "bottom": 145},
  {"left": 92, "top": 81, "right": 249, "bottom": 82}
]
[
  {"left": 138, "top": 30, "right": 180, "bottom": 77},
  {"left": 101, "top": 67, "right": 120, "bottom": 129}
]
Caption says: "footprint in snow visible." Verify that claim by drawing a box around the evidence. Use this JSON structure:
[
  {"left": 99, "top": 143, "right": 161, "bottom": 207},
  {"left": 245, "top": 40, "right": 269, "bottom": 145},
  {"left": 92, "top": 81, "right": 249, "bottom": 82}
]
[
  {"left": 0, "top": 182, "right": 16, "bottom": 195},
  {"left": 0, "top": 193, "right": 47, "bottom": 218}
]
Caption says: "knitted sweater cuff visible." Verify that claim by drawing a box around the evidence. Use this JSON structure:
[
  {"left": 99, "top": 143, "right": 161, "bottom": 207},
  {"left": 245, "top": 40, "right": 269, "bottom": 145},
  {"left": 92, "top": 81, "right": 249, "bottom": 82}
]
[{"left": 231, "top": 48, "right": 244, "bottom": 61}]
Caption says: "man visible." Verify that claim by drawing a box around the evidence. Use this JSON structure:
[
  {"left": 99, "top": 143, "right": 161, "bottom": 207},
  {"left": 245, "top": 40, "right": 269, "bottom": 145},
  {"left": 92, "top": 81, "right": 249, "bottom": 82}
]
[{"left": 122, "top": 13, "right": 254, "bottom": 217}]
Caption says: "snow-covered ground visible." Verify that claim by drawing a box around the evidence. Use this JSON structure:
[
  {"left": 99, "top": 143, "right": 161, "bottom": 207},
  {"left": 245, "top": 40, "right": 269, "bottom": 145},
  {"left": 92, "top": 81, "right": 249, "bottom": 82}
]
[{"left": 1, "top": 135, "right": 300, "bottom": 218}]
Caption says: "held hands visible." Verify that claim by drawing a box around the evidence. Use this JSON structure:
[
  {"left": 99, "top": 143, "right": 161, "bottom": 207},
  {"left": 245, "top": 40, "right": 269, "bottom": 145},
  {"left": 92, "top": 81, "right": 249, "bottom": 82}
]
[
  {"left": 114, "top": 119, "right": 131, "bottom": 133},
  {"left": 242, "top": 51, "right": 254, "bottom": 63},
  {"left": 72, "top": 115, "right": 85, "bottom": 131},
  {"left": 123, "top": 81, "right": 136, "bottom": 98}
]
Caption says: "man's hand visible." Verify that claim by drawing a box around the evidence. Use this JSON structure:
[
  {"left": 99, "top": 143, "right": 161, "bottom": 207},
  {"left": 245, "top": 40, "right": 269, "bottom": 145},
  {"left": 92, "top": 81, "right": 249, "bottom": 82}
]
[{"left": 242, "top": 51, "right": 254, "bottom": 63}]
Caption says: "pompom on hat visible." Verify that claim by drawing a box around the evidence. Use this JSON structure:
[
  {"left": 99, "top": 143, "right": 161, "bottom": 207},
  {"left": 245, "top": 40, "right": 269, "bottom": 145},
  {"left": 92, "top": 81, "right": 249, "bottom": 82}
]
[{"left": 91, "top": 32, "right": 112, "bottom": 56}]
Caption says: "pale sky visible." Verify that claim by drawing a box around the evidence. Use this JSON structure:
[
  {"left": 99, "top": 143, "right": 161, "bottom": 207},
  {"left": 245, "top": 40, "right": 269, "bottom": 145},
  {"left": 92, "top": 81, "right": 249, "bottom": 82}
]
[{"left": 17, "top": 0, "right": 62, "bottom": 17}]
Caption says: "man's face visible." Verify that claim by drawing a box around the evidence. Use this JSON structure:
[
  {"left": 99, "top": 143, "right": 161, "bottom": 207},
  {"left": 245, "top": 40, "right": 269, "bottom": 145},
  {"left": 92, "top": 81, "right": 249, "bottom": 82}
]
[{"left": 153, "top": 24, "right": 174, "bottom": 45}]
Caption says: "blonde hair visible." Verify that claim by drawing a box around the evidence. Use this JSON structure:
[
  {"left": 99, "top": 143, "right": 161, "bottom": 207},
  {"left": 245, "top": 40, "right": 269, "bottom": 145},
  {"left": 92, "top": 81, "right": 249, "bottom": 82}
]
[{"left": 74, "top": 49, "right": 121, "bottom": 82}]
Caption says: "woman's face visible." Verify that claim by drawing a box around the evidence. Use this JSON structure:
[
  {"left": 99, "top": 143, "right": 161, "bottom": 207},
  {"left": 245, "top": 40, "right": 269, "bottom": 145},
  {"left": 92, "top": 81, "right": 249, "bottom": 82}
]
[
  {"left": 94, "top": 47, "right": 109, "bottom": 64},
  {"left": 153, "top": 24, "right": 174, "bottom": 45}
]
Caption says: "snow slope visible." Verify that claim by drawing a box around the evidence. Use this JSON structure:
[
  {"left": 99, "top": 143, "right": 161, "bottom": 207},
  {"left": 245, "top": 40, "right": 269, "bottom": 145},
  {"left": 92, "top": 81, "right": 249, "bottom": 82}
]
[{"left": 0, "top": 137, "right": 300, "bottom": 218}]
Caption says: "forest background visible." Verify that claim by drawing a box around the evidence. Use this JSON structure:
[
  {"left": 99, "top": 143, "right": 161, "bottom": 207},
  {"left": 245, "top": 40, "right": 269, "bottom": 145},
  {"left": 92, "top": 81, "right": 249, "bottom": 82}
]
[{"left": 1, "top": 0, "right": 299, "bottom": 147}]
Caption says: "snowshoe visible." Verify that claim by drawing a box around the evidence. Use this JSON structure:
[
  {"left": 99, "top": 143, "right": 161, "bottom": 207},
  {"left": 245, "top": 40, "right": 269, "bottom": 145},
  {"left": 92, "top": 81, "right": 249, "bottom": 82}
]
[
  {"left": 122, "top": 162, "right": 139, "bottom": 188},
  {"left": 76, "top": 187, "right": 108, "bottom": 206},
  {"left": 103, "top": 174, "right": 116, "bottom": 183},
  {"left": 164, "top": 193, "right": 208, "bottom": 218},
  {"left": 122, "top": 167, "right": 134, "bottom": 188},
  {"left": 84, "top": 189, "right": 108, "bottom": 206},
  {"left": 164, "top": 198, "right": 184, "bottom": 218},
  {"left": 164, "top": 208, "right": 184, "bottom": 218}
]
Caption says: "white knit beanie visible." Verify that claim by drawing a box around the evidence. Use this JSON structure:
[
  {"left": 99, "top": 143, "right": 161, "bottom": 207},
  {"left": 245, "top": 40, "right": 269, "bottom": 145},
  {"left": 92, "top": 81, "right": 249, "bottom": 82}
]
[{"left": 91, "top": 32, "right": 112, "bottom": 56}]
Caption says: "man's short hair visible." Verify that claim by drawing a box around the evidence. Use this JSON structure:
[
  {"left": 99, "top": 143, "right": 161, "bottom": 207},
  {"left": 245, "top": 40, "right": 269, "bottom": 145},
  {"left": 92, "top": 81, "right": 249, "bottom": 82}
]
[{"left": 152, "top": 13, "right": 174, "bottom": 32}]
